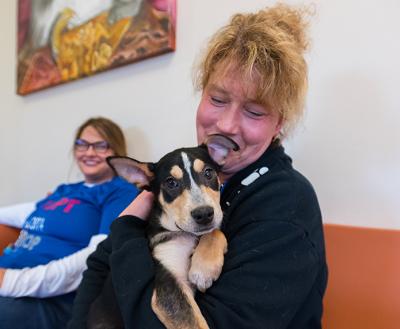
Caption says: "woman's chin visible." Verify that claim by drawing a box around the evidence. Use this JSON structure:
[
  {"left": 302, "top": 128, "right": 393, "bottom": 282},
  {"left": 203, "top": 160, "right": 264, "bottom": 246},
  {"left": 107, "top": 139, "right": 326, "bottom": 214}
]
[{"left": 82, "top": 170, "right": 113, "bottom": 184}]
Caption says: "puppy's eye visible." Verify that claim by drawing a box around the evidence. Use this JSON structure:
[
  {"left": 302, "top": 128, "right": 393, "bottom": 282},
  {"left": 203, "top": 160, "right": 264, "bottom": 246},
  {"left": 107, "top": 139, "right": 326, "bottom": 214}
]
[
  {"left": 204, "top": 167, "right": 215, "bottom": 180},
  {"left": 165, "top": 177, "right": 179, "bottom": 189}
]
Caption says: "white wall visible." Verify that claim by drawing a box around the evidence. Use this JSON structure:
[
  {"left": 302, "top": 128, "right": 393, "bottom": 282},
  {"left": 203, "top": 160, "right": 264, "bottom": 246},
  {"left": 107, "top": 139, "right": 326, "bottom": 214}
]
[{"left": 1, "top": 0, "right": 399, "bottom": 229}]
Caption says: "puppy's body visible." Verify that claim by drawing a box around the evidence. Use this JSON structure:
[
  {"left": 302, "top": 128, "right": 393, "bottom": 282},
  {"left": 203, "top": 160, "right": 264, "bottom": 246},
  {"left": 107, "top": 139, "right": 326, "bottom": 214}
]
[{"left": 88, "top": 146, "right": 228, "bottom": 329}]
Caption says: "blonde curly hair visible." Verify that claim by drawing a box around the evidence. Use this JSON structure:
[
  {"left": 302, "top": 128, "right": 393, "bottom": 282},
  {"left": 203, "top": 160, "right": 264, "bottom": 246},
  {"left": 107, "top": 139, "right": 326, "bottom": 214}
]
[{"left": 194, "top": 3, "right": 313, "bottom": 138}]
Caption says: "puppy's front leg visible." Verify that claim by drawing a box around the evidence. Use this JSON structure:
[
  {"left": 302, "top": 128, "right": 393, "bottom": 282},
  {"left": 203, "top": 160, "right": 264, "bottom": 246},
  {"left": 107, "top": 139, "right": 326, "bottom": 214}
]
[
  {"left": 189, "top": 229, "right": 228, "bottom": 292},
  {"left": 151, "top": 278, "right": 209, "bottom": 329},
  {"left": 151, "top": 234, "right": 209, "bottom": 329}
]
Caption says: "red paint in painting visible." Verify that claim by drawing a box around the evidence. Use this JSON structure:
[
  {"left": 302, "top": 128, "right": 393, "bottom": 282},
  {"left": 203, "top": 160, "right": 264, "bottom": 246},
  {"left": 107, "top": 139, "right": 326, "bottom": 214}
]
[
  {"left": 18, "top": 48, "right": 62, "bottom": 95},
  {"left": 17, "top": 0, "right": 31, "bottom": 51}
]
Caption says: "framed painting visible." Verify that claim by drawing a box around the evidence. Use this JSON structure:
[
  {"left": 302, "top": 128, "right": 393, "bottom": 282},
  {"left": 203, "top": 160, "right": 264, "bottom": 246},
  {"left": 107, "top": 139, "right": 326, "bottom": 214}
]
[{"left": 17, "top": 0, "right": 176, "bottom": 95}]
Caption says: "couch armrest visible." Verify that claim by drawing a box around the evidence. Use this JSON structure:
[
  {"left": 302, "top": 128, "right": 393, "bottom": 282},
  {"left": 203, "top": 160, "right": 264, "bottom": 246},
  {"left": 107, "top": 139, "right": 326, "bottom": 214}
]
[
  {"left": 0, "top": 224, "right": 20, "bottom": 256},
  {"left": 322, "top": 223, "right": 400, "bottom": 329}
]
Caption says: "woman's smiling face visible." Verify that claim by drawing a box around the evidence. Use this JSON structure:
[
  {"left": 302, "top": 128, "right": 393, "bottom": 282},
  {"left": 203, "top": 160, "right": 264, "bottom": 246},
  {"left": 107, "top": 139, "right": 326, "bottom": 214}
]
[
  {"left": 196, "top": 67, "right": 282, "bottom": 181},
  {"left": 74, "top": 125, "right": 115, "bottom": 184}
]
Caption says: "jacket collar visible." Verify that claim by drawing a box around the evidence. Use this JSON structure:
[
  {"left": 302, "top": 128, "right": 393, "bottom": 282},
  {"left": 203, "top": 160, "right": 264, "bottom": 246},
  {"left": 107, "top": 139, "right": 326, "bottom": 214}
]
[{"left": 221, "top": 141, "right": 291, "bottom": 207}]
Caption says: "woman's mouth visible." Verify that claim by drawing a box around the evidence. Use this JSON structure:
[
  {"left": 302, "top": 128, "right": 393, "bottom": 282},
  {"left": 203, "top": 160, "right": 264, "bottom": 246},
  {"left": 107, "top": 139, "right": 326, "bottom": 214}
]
[{"left": 80, "top": 159, "right": 101, "bottom": 166}]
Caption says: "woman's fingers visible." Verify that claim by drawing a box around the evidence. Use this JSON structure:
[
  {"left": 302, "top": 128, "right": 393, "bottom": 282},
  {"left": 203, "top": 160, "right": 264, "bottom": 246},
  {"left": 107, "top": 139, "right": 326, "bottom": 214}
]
[{"left": 119, "top": 190, "right": 154, "bottom": 220}]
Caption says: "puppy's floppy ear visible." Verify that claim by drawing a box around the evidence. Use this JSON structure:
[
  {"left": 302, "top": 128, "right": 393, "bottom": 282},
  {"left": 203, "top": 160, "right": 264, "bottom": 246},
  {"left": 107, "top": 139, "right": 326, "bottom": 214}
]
[
  {"left": 107, "top": 156, "right": 155, "bottom": 189},
  {"left": 204, "top": 134, "right": 240, "bottom": 166}
]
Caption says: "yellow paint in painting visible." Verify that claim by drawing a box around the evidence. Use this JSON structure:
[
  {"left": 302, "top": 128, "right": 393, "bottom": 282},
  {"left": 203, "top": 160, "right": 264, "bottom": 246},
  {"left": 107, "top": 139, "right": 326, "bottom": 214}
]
[{"left": 51, "top": 9, "right": 131, "bottom": 81}]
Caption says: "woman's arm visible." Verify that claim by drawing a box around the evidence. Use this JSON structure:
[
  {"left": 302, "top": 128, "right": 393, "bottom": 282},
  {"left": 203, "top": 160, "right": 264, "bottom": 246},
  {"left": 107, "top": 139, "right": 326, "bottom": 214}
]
[
  {"left": 0, "top": 234, "right": 106, "bottom": 297},
  {"left": 109, "top": 216, "right": 164, "bottom": 328},
  {"left": 0, "top": 268, "right": 5, "bottom": 286},
  {"left": 68, "top": 236, "right": 113, "bottom": 329},
  {"left": 105, "top": 178, "right": 326, "bottom": 328},
  {"left": 107, "top": 215, "right": 324, "bottom": 329},
  {"left": 0, "top": 202, "right": 35, "bottom": 228},
  {"left": 68, "top": 217, "right": 151, "bottom": 329},
  {"left": 97, "top": 182, "right": 140, "bottom": 234},
  {"left": 68, "top": 191, "right": 153, "bottom": 329}
]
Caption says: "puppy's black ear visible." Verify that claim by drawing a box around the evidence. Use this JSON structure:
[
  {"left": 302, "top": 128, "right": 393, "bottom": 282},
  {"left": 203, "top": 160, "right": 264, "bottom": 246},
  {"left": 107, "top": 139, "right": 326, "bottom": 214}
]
[
  {"left": 204, "top": 134, "right": 239, "bottom": 166},
  {"left": 107, "top": 156, "right": 155, "bottom": 189}
]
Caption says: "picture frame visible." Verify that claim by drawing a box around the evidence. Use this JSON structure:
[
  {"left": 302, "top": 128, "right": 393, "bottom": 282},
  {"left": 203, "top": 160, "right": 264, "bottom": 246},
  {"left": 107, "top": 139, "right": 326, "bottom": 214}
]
[{"left": 17, "top": 0, "right": 176, "bottom": 95}]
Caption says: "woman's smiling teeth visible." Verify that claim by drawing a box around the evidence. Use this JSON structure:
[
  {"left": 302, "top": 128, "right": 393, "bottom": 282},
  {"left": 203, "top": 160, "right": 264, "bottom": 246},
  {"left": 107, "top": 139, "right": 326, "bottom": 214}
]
[{"left": 82, "top": 159, "right": 100, "bottom": 166}]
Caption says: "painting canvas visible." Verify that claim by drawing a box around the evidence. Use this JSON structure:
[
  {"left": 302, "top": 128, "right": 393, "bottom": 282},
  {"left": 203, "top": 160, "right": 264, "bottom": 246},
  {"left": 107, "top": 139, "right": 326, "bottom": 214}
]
[{"left": 17, "top": 0, "right": 176, "bottom": 95}]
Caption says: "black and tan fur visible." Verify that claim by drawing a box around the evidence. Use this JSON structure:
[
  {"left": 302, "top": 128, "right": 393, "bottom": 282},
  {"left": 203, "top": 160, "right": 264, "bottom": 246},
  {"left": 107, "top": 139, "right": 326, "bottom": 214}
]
[{"left": 88, "top": 143, "right": 231, "bottom": 329}]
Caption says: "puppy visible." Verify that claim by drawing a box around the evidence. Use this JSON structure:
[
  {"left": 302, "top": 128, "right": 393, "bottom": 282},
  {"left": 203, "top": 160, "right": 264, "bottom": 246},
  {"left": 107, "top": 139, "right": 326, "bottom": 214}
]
[{"left": 88, "top": 136, "right": 238, "bottom": 329}]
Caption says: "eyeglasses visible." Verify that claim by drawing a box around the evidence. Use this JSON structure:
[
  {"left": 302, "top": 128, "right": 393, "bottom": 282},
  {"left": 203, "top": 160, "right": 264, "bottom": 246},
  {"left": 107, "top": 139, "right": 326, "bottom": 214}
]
[{"left": 74, "top": 139, "right": 110, "bottom": 153}]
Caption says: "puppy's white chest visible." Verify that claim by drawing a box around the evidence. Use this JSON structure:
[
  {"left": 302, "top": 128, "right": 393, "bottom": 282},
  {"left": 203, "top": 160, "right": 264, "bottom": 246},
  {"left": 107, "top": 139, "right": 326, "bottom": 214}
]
[{"left": 153, "top": 234, "right": 198, "bottom": 283}]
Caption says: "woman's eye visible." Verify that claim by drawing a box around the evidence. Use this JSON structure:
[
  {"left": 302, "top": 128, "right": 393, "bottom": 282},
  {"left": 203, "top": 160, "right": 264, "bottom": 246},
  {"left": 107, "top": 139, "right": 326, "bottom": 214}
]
[
  {"left": 204, "top": 168, "right": 215, "bottom": 180},
  {"left": 245, "top": 108, "right": 264, "bottom": 118},
  {"left": 165, "top": 177, "right": 179, "bottom": 189},
  {"left": 210, "top": 96, "right": 226, "bottom": 106}
]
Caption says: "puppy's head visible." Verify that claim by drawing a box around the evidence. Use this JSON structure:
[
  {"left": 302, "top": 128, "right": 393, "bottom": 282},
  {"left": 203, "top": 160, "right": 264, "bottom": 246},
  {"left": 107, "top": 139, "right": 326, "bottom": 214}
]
[{"left": 108, "top": 145, "right": 225, "bottom": 236}]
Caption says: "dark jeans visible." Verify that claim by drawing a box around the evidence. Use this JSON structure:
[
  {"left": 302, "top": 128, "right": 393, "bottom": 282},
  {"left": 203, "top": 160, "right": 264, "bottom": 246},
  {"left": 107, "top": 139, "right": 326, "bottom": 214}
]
[{"left": 0, "top": 292, "right": 75, "bottom": 329}]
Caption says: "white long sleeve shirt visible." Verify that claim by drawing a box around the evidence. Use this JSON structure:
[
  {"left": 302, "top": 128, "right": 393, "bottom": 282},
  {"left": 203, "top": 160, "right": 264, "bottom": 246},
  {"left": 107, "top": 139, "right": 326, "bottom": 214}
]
[
  {"left": 0, "top": 202, "right": 105, "bottom": 297},
  {"left": 0, "top": 178, "right": 138, "bottom": 298},
  {"left": 0, "top": 234, "right": 106, "bottom": 297},
  {"left": 0, "top": 202, "right": 36, "bottom": 228}
]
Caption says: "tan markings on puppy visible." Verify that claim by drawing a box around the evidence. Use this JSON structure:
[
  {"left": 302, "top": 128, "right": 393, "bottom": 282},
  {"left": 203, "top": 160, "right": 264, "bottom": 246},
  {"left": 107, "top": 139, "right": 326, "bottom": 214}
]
[
  {"left": 180, "top": 284, "right": 210, "bottom": 329},
  {"left": 172, "top": 190, "right": 192, "bottom": 227},
  {"left": 202, "top": 185, "right": 219, "bottom": 196},
  {"left": 199, "top": 186, "right": 223, "bottom": 225},
  {"left": 151, "top": 291, "right": 174, "bottom": 328},
  {"left": 170, "top": 165, "right": 183, "bottom": 179},
  {"left": 189, "top": 229, "right": 228, "bottom": 292},
  {"left": 200, "top": 186, "right": 221, "bottom": 207},
  {"left": 158, "top": 193, "right": 183, "bottom": 232},
  {"left": 158, "top": 190, "right": 192, "bottom": 231},
  {"left": 152, "top": 235, "right": 202, "bottom": 329},
  {"left": 151, "top": 291, "right": 190, "bottom": 329},
  {"left": 151, "top": 284, "right": 209, "bottom": 329},
  {"left": 193, "top": 159, "right": 205, "bottom": 173}
]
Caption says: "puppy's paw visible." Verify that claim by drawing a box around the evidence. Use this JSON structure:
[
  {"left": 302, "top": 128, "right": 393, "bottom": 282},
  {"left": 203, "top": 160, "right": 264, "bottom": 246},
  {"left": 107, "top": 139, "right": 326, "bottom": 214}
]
[
  {"left": 188, "top": 254, "right": 224, "bottom": 292},
  {"left": 188, "top": 230, "right": 227, "bottom": 292}
]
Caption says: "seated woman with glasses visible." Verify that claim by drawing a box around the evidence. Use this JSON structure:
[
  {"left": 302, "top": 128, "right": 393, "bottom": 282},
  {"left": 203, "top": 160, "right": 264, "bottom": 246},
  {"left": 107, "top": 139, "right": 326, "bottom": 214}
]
[{"left": 0, "top": 117, "right": 139, "bottom": 329}]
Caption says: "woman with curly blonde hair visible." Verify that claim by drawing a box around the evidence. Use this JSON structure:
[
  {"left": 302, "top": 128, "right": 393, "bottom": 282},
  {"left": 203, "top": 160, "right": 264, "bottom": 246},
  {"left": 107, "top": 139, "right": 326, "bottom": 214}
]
[{"left": 70, "top": 4, "right": 327, "bottom": 329}]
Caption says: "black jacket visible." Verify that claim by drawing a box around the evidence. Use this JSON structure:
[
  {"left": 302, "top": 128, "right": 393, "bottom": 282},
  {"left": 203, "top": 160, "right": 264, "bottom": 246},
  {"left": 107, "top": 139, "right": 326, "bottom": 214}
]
[{"left": 69, "top": 144, "right": 328, "bottom": 329}]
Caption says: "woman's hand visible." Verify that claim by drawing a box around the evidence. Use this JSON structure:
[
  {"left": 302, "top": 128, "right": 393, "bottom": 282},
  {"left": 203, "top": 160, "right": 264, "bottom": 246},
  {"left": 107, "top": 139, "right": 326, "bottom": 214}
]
[
  {"left": 0, "top": 268, "right": 5, "bottom": 287},
  {"left": 119, "top": 190, "right": 154, "bottom": 220}
]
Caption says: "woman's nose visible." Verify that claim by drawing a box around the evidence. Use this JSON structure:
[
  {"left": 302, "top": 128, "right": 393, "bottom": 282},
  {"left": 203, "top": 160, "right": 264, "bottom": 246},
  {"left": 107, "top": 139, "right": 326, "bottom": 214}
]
[
  {"left": 216, "top": 106, "right": 239, "bottom": 135},
  {"left": 85, "top": 145, "right": 97, "bottom": 155}
]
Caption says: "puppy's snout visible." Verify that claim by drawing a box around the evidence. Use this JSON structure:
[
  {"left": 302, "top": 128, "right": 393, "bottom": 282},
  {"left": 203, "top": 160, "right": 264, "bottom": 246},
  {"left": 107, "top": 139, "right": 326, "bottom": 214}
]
[{"left": 191, "top": 206, "right": 214, "bottom": 225}]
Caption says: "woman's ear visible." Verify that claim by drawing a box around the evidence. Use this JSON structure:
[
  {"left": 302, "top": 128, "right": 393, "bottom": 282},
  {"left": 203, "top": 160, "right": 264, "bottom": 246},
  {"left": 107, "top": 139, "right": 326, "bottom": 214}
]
[
  {"left": 107, "top": 156, "right": 155, "bottom": 189},
  {"left": 275, "top": 116, "right": 283, "bottom": 136}
]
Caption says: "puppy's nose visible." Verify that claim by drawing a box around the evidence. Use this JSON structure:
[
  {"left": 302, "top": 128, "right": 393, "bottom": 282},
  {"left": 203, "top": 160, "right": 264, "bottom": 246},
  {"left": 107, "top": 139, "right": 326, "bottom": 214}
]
[{"left": 191, "top": 206, "right": 214, "bottom": 225}]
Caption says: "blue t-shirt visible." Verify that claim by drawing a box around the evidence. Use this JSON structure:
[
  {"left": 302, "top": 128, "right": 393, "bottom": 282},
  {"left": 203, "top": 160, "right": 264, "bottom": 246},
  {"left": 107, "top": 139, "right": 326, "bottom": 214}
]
[{"left": 0, "top": 177, "right": 139, "bottom": 269}]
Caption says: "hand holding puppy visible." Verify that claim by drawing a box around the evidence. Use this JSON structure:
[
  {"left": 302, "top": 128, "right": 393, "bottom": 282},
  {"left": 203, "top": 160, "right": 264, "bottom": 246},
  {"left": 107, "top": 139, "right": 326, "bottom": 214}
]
[{"left": 119, "top": 190, "right": 154, "bottom": 220}]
